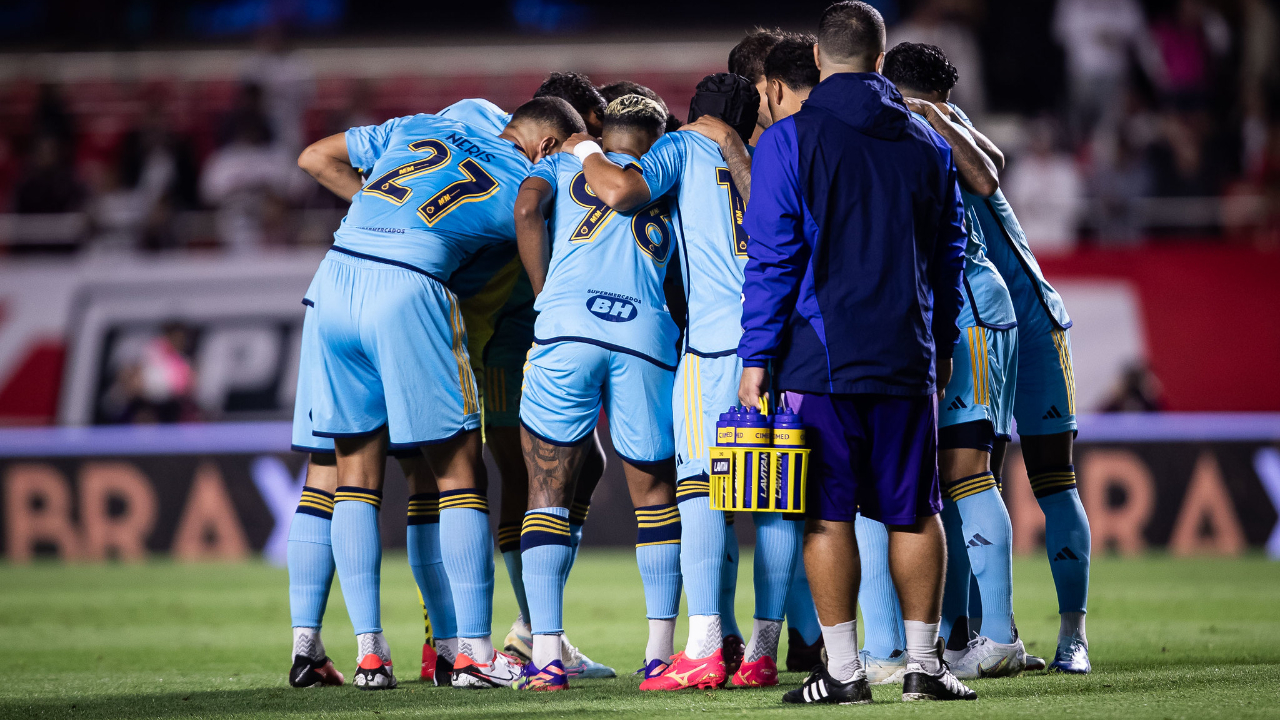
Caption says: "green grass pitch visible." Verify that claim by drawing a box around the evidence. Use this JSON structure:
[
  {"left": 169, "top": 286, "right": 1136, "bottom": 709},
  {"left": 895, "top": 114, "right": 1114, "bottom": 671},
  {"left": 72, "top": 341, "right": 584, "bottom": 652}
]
[{"left": 1, "top": 552, "right": 1278, "bottom": 719}]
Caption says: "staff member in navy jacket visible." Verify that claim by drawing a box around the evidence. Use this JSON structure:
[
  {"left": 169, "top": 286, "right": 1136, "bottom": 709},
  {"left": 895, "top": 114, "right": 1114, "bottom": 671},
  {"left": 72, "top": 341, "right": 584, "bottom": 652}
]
[{"left": 736, "top": 1, "right": 973, "bottom": 705}]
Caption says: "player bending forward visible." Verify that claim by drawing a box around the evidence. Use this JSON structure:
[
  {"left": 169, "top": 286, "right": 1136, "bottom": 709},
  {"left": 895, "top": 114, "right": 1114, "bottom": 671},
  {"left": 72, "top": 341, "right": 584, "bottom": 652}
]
[{"left": 291, "top": 96, "right": 583, "bottom": 689}]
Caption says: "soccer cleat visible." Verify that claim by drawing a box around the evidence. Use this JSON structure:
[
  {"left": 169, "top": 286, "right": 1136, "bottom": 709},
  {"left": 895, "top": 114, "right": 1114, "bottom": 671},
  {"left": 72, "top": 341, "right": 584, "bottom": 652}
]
[
  {"left": 639, "top": 650, "right": 727, "bottom": 691},
  {"left": 635, "top": 658, "right": 670, "bottom": 680},
  {"left": 730, "top": 655, "right": 778, "bottom": 687},
  {"left": 420, "top": 643, "right": 454, "bottom": 686},
  {"left": 452, "top": 650, "right": 524, "bottom": 688},
  {"left": 722, "top": 634, "right": 745, "bottom": 676},
  {"left": 1025, "top": 654, "right": 1047, "bottom": 672},
  {"left": 503, "top": 619, "right": 533, "bottom": 663},
  {"left": 859, "top": 649, "right": 908, "bottom": 685},
  {"left": 901, "top": 640, "right": 976, "bottom": 701},
  {"left": 562, "top": 637, "right": 616, "bottom": 678},
  {"left": 1050, "top": 637, "right": 1090, "bottom": 674},
  {"left": 289, "top": 654, "right": 344, "bottom": 688},
  {"left": 513, "top": 658, "right": 569, "bottom": 691},
  {"left": 781, "top": 664, "right": 872, "bottom": 705},
  {"left": 950, "top": 635, "right": 1027, "bottom": 679},
  {"left": 785, "top": 627, "right": 825, "bottom": 673},
  {"left": 352, "top": 653, "right": 397, "bottom": 690}
]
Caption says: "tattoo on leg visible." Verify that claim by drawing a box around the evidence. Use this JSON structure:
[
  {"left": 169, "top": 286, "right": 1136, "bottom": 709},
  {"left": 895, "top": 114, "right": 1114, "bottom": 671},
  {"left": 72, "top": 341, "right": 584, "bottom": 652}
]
[{"left": 520, "top": 432, "right": 579, "bottom": 508}]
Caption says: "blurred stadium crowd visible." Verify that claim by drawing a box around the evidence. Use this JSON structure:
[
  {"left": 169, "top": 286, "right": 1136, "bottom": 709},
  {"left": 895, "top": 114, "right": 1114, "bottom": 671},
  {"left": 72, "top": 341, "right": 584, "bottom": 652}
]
[{"left": 0, "top": 0, "right": 1276, "bottom": 256}]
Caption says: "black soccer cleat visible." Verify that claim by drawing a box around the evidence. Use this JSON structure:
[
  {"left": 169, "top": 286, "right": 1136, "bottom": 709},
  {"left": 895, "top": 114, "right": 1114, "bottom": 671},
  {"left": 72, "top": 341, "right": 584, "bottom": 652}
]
[
  {"left": 433, "top": 651, "right": 455, "bottom": 687},
  {"left": 289, "top": 654, "right": 345, "bottom": 688},
  {"left": 722, "top": 634, "right": 745, "bottom": 677},
  {"left": 901, "top": 640, "right": 976, "bottom": 702},
  {"left": 785, "top": 627, "right": 826, "bottom": 673},
  {"left": 782, "top": 665, "right": 872, "bottom": 705}
]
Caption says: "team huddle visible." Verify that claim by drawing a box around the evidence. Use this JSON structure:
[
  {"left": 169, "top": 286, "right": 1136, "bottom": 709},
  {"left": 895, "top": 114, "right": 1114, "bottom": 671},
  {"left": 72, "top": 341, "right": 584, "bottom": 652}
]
[{"left": 285, "top": 0, "right": 1093, "bottom": 704}]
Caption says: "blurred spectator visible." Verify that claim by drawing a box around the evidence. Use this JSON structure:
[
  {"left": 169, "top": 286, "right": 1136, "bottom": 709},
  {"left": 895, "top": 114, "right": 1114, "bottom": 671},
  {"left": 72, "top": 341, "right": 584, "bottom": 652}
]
[
  {"left": 1147, "top": 108, "right": 1237, "bottom": 199},
  {"left": 1004, "top": 118, "right": 1082, "bottom": 254},
  {"left": 1240, "top": 0, "right": 1279, "bottom": 174},
  {"left": 102, "top": 322, "right": 200, "bottom": 424},
  {"left": 1148, "top": 0, "right": 1231, "bottom": 107},
  {"left": 891, "top": 0, "right": 986, "bottom": 117},
  {"left": 201, "top": 83, "right": 310, "bottom": 252},
  {"left": 1053, "top": 0, "right": 1164, "bottom": 144},
  {"left": 14, "top": 134, "right": 85, "bottom": 214},
  {"left": 241, "top": 27, "right": 316, "bottom": 156},
  {"left": 1101, "top": 361, "right": 1166, "bottom": 412}
]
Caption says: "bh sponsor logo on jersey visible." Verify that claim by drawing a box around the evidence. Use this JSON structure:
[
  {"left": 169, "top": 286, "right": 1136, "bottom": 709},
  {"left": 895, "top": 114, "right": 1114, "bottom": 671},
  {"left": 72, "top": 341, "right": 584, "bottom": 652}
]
[{"left": 586, "top": 291, "right": 640, "bottom": 323}]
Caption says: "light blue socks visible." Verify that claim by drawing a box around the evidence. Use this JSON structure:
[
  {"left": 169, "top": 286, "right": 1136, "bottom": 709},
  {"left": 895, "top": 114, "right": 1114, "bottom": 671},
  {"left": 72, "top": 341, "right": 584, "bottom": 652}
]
[
  {"left": 439, "top": 489, "right": 495, "bottom": 639},
  {"left": 854, "top": 514, "right": 905, "bottom": 658},
  {"left": 288, "top": 487, "right": 335, "bottom": 629},
  {"left": 331, "top": 487, "right": 383, "bottom": 635}
]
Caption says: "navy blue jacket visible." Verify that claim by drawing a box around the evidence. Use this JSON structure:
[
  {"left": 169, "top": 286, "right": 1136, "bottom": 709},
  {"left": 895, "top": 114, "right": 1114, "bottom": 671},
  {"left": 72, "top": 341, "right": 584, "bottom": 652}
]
[{"left": 739, "top": 73, "right": 967, "bottom": 396}]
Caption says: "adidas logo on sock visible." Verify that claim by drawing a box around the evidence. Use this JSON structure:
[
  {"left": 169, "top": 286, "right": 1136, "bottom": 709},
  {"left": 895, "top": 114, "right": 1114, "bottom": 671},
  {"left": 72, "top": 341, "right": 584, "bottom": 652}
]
[
  {"left": 1052, "top": 546, "right": 1079, "bottom": 561},
  {"left": 967, "top": 533, "right": 993, "bottom": 547},
  {"left": 1042, "top": 405, "right": 1063, "bottom": 420},
  {"left": 947, "top": 397, "right": 968, "bottom": 411}
]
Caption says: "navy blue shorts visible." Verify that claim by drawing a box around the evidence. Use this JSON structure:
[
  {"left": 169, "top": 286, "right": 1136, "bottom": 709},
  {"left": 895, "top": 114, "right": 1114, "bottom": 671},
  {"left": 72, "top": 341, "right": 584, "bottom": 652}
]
[{"left": 788, "top": 392, "right": 942, "bottom": 526}]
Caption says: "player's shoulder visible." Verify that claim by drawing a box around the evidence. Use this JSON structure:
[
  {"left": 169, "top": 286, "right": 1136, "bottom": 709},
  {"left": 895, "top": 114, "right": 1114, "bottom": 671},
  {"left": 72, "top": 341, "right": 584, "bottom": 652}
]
[{"left": 606, "top": 151, "right": 642, "bottom": 173}]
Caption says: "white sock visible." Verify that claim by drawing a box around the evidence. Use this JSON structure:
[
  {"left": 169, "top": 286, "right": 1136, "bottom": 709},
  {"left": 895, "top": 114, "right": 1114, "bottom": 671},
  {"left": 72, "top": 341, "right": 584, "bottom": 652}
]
[
  {"left": 904, "top": 620, "right": 941, "bottom": 673},
  {"left": 356, "top": 632, "right": 391, "bottom": 664},
  {"left": 647, "top": 618, "right": 677, "bottom": 662},
  {"left": 434, "top": 637, "right": 458, "bottom": 663},
  {"left": 1060, "top": 612, "right": 1087, "bottom": 645},
  {"left": 820, "top": 620, "right": 861, "bottom": 682},
  {"left": 744, "top": 618, "right": 783, "bottom": 662},
  {"left": 292, "top": 626, "right": 324, "bottom": 661},
  {"left": 684, "top": 614, "right": 720, "bottom": 659},
  {"left": 533, "top": 633, "right": 563, "bottom": 668},
  {"left": 460, "top": 636, "right": 494, "bottom": 663}
]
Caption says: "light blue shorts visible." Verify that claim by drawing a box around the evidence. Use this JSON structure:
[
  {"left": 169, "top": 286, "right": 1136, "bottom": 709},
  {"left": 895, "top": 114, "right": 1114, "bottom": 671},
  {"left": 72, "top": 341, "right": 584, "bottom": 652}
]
[
  {"left": 299, "top": 250, "right": 481, "bottom": 448},
  {"left": 940, "top": 325, "right": 1017, "bottom": 438},
  {"left": 292, "top": 297, "right": 335, "bottom": 454},
  {"left": 672, "top": 352, "right": 741, "bottom": 482},
  {"left": 1012, "top": 321, "right": 1077, "bottom": 437},
  {"left": 519, "top": 340, "right": 674, "bottom": 465}
]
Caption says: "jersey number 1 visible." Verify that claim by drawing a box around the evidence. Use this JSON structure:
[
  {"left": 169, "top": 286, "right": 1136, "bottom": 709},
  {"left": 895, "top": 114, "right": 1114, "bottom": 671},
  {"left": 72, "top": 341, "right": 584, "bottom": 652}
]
[{"left": 715, "top": 167, "right": 749, "bottom": 257}]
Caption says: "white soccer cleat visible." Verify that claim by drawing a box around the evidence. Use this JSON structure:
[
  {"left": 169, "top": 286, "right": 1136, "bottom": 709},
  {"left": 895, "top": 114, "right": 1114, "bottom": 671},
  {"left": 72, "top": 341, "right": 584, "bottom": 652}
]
[
  {"left": 452, "top": 650, "right": 524, "bottom": 688},
  {"left": 948, "top": 635, "right": 1027, "bottom": 679},
  {"left": 562, "top": 635, "right": 616, "bottom": 678},
  {"left": 859, "top": 649, "right": 908, "bottom": 685}
]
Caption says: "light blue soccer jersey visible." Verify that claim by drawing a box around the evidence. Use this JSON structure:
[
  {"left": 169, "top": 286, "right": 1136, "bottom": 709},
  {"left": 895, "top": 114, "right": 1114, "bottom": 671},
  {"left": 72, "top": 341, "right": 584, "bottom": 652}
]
[
  {"left": 339, "top": 114, "right": 531, "bottom": 282},
  {"left": 642, "top": 131, "right": 748, "bottom": 356},
  {"left": 438, "top": 98, "right": 512, "bottom": 136},
  {"left": 915, "top": 112, "right": 1017, "bottom": 331},
  {"left": 527, "top": 151, "right": 680, "bottom": 367},
  {"left": 949, "top": 104, "right": 1072, "bottom": 331}
]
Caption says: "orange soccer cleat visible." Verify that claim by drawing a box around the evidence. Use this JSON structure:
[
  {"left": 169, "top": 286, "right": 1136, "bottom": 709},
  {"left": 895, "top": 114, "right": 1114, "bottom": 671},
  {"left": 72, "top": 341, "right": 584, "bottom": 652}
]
[{"left": 639, "top": 650, "right": 727, "bottom": 691}]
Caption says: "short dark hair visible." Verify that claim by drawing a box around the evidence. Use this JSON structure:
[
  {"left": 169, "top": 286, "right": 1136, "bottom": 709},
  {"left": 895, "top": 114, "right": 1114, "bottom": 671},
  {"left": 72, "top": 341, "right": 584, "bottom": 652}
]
[
  {"left": 882, "top": 42, "right": 959, "bottom": 96},
  {"left": 603, "top": 95, "right": 668, "bottom": 138},
  {"left": 533, "top": 72, "right": 607, "bottom": 123},
  {"left": 818, "top": 1, "right": 886, "bottom": 68},
  {"left": 764, "top": 34, "right": 819, "bottom": 92},
  {"left": 664, "top": 113, "right": 683, "bottom": 133},
  {"left": 728, "top": 28, "right": 785, "bottom": 82},
  {"left": 509, "top": 96, "right": 586, "bottom": 138},
  {"left": 599, "top": 81, "right": 668, "bottom": 114},
  {"left": 688, "top": 72, "right": 760, "bottom": 144}
]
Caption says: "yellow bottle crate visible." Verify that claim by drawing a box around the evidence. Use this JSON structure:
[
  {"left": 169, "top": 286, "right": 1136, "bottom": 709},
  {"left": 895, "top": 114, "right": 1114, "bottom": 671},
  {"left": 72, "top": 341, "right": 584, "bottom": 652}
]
[{"left": 708, "top": 446, "right": 809, "bottom": 513}]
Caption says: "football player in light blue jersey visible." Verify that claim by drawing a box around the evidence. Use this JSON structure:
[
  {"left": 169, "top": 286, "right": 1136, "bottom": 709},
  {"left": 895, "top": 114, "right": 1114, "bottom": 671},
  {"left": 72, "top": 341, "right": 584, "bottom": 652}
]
[
  {"left": 854, "top": 40, "right": 1026, "bottom": 684},
  {"left": 510, "top": 95, "right": 681, "bottom": 691},
  {"left": 294, "top": 96, "right": 584, "bottom": 690},
  {"left": 572, "top": 74, "right": 799, "bottom": 690},
  {"left": 439, "top": 80, "right": 617, "bottom": 680},
  {"left": 886, "top": 43, "right": 1091, "bottom": 676}
]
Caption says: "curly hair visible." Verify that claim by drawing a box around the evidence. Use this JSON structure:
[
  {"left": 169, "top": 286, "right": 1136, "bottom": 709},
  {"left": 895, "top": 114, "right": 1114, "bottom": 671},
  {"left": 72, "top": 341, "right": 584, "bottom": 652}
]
[
  {"left": 533, "top": 72, "right": 607, "bottom": 124},
  {"left": 764, "top": 34, "right": 819, "bottom": 92},
  {"left": 598, "top": 80, "right": 668, "bottom": 114},
  {"left": 603, "top": 94, "right": 668, "bottom": 138},
  {"left": 728, "top": 28, "right": 786, "bottom": 82},
  {"left": 882, "top": 42, "right": 959, "bottom": 96}
]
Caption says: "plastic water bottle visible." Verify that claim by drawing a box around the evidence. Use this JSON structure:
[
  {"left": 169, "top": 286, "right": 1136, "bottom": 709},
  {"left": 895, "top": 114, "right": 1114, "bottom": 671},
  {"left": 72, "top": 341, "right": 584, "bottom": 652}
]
[{"left": 771, "top": 406, "right": 805, "bottom": 511}]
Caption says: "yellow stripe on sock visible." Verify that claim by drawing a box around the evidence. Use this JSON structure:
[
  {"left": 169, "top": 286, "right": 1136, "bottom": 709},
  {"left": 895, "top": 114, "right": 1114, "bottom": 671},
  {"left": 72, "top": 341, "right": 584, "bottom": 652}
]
[
  {"left": 635, "top": 539, "right": 681, "bottom": 547},
  {"left": 945, "top": 473, "right": 997, "bottom": 502}
]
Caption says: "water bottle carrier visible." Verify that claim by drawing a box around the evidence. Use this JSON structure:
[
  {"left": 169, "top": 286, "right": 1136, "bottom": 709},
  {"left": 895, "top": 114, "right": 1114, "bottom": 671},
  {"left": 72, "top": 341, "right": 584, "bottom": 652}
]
[{"left": 708, "top": 446, "right": 808, "bottom": 513}]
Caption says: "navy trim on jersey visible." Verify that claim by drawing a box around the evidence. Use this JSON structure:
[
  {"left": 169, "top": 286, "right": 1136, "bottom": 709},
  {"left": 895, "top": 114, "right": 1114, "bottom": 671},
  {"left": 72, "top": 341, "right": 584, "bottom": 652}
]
[
  {"left": 533, "top": 336, "right": 678, "bottom": 372},
  {"left": 686, "top": 346, "right": 739, "bottom": 359},
  {"left": 312, "top": 424, "right": 387, "bottom": 439},
  {"left": 301, "top": 298, "right": 314, "bottom": 307},
  {"left": 520, "top": 420, "right": 595, "bottom": 448},
  {"left": 981, "top": 198, "right": 1071, "bottom": 331},
  {"left": 291, "top": 443, "right": 333, "bottom": 454},
  {"left": 329, "top": 245, "right": 448, "bottom": 285},
  {"left": 614, "top": 449, "right": 677, "bottom": 468},
  {"left": 962, "top": 276, "right": 1018, "bottom": 331}
]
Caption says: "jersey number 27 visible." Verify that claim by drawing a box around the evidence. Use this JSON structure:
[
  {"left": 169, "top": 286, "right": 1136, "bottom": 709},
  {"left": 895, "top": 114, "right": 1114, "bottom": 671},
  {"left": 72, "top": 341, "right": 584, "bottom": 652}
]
[{"left": 362, "top": 139, "right": 499, "bottom": 227}]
